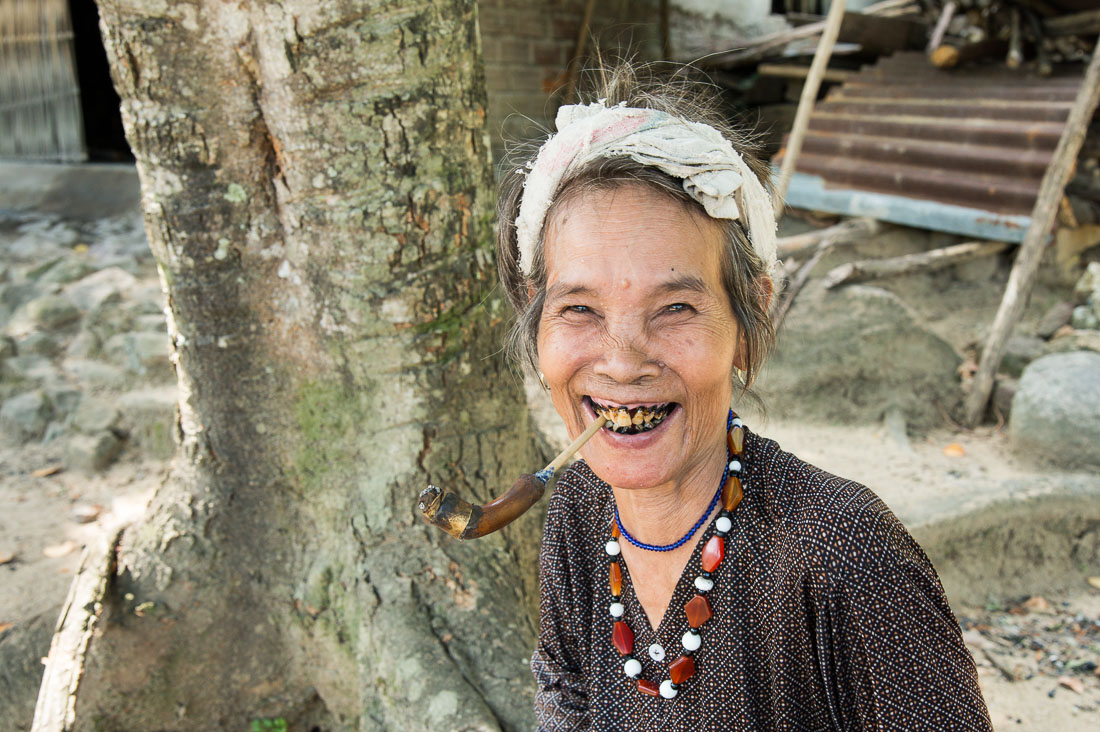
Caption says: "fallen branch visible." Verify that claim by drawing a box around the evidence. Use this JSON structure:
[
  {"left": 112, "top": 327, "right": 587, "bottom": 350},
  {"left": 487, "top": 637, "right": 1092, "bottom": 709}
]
[
  {"left": 1044, "top": 9, "right": 1100, "bottom": 38},
  {"left": 821, "top": 240, "right": 1010, "bottom": 289},
  {"left": 777, "top": 217, "right": 882, "bottom": 258},
  {"left": 772, "top": 243, "right": 831, "bottom": 329},
  {"left": 963, "top": 36, "right": 1100, "bottom": 426}
]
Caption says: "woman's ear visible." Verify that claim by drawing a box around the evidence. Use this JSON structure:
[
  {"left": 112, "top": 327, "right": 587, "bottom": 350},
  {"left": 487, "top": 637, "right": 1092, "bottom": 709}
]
[
  {"left": 732, "top": 276, "right": 774, "bottom": 371},
  {"left": 758, "top": 275, "right": 775, "bottom": 313}
]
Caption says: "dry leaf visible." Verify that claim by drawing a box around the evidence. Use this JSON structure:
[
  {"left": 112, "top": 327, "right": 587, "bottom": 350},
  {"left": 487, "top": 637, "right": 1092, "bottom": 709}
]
[
  {"left": 31, "top": 465, "right": 62, "bottom": 478},
  {"left": 73, "top": 243, "right": 89, "bottom": 253},
  {"left": 42, "top": 540, "right": 76, "bottom": 558},
  {"left": 943, "top": 443, "right": 966, "bottom": 457},
  {"left": 70, "top": 504, "right": 102, "bottom": 524},
  {"left": 1087, "top": 576, "right": 1100, "bottom": 590},
  {"left": 0, "top": 621, "right": 14, "bottom": 634},
  {"left": 1058, "top": 676, "right": 1084, "bottom": 694},
  {"left": 1021, "top": 596, "right": 1053, "bottom": 613},
  {"left": 0, "top": 551, "right": 16, "bottom": 565}
]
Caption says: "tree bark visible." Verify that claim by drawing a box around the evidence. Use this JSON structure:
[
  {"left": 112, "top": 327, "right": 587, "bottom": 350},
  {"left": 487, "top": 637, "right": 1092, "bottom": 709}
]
[{"left": 39, "top": 2, "right": 544, "bottom": 730}]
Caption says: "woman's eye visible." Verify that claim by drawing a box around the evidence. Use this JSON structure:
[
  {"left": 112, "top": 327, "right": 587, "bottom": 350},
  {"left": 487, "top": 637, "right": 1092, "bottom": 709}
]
[
  {"left": 665, "top": 303, "right": 691, "bottom": 313},
  {"left": 565, "top": 305, "right": 591, "bottom": 314}
]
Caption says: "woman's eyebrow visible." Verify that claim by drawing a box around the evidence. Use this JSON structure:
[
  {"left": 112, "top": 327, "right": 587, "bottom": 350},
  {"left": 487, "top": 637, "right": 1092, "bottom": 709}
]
[
  {"left": 545, "top": 282, "right": 595, "bottom": 301},
  {"left": 657, "top": 275, "right": 708, "bottom": 295}
]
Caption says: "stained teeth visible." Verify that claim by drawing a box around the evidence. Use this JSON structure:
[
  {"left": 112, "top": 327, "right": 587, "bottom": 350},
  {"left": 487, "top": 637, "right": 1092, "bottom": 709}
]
[{"left": 593, "top": 401, "right": 672, "bottom": 434}]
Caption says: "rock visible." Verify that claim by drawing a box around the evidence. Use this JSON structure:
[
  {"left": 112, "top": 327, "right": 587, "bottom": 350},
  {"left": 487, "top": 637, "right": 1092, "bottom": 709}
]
[
  {"left": 71, "top": 503, "right": 103, "bottom": 523},
  {"left": 1046, "top": 329, "right": 1100, "bottom": 356},
  {"left": 0, "top": 606, "right": 58, "bottom": 732},
  {"left": 953, "top": 252, "right": 999, "bottom": 284},
  {"left": 1071, "top": 304, "right": 1099, "bottom": 330},
  {"left": 64, "top": 330, "right": 99, "bottom": 359},
  {"left": 1036, "top": 302, "right": 1075, "bottom": 339},
  {"left": 37, "top": 257, "right": 94, "bottom": 285},
  {"left": 42, "top": 420, "right": 68, "bottom": 444},
  {"left": 25, "top": 295, "right": 79, "bottom": 330},
  {"left": 992, "top": 376, "right": 1018, "bottom": 419},
  {"left": 72, "top": 396, "right": 122, "bottom": 434},
  {"left": 15, "top": 332, "right": 59, "bottom": 358},
  {"left": 103, "top": 331, "right": 172, "bottom": 379},
  {"left": 60, "top": 359, "right": 126, "bottom": 390},
  {"left": 0, "top": 282, "right": 41, "bottom": 324},
  {"left": 2, "top": 355, "right": 61, "bottom": 386},
  {"left": 0, "top": 390, "right": 53, "bottom": 444},
  {"left": 1073, "top": 261, "right": 1100, "bottom": 303},
  {"left": 1000, "top": 334, "right": 1046, "bottom": 378},
  {"left": 133, "top": 313, "right": 167, "bottom": 332},
  {"left": 118, "top": 387, "right": 178, "bottom": 459},
  {"left": 43, "top": 384, "right": 81, "bottom": 420},
  {"left": 754, "top": 284, "right": 962, "bottom": 430},
  {"left": 25, "top": 255, "right": 65, "bottom": 280},
  {"left": 1009, "top": 351, "right": 1100, "bottom": 470},
  {"left": 62, "top": 267, "right": 135, "bottom": 312},
  {"left": 64, "top": 431, "right": 124, "bottom": 472}
]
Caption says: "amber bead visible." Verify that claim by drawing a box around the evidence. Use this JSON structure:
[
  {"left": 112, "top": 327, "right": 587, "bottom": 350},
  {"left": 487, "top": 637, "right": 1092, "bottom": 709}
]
[
  {"left": 612, "top": 621, "right": 634, "bottom": 655},
  {"left": 609, "top": 561, "right": 623, "bottom": 597},
  {"left": 669, "top": 655, "right": 696, "bottom": 684},
  {"left": 701, "top": 535, "right": 724, "bottom": 572},
  {"left": 722, "top": 475, "right": 743, "bottom": 513},
  {"left": 637, "top": 679, "right": 660, "bottom": 696},
  {"left": 611, "top": 520, "right": 620, "bottom": 539},
  {"left": 729, "top": 425, "right": 745, "bottom": 454},
  {"left": 685, "top": 594, "right": 713, "bottom": 628}
]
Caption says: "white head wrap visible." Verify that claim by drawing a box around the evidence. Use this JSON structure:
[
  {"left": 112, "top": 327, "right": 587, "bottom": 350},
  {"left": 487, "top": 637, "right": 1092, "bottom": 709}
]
[{"left": 515, "top": 100, "right": 778, "bottom": 277}]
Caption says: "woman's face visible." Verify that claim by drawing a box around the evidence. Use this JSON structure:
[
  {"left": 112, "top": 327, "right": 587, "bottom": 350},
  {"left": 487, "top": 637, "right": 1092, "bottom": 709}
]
[{"left": 537, "top": 185, "right": 740, "bottom": 491}]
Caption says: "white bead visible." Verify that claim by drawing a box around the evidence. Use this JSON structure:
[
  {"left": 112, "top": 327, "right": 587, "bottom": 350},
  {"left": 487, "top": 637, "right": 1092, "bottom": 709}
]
[
  {"left": 659, "top": 679, "right": 678, "bottom": 699},
  {"left": 623, "top": 658, "right": 642, "bottom": 678},
  {"left": 609, "top": 602, "right": 624, "bottom": 618},
  {"left": 732, "top": 418, "right": 743, "bottom": 429},
  {"left": 728, "top": 459, "right": 741, "bottom": 473},
  {"left": 605, "top": 540, "right": 621, "bottom": 556},
  {"left": 694, "top": 576, "right": 714, "bottom": 592},
  {"left": 648, "top": 643, "right": 666, "bottom": 662},
  {"left": 715, "top": 516, "right": 732, "bottom": 533},
  {"left": 682, "top": 630, "right": 701, "bottom": 652}
]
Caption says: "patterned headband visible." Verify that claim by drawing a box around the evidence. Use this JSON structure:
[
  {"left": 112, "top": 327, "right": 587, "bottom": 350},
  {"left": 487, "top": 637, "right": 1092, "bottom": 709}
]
[{"left": 515, "top": 100, "right": 778, "bottom": 277}]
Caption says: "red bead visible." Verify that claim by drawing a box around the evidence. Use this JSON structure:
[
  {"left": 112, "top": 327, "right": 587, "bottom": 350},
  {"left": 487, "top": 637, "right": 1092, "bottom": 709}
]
[
  {"left": 612, "top": 621, "right": 634, "bottom": 655},
  {"left": 609, "top": 562, "right": 622, "bottom": 597},
  {"left": 685, "top": 594, "right": 713, "bottom": 628},
  {"left": 637, "top": 679, "right": 660, "bottom": 696},
  {"left": 701, "top": 535, "right": 724, "bottom": 573},
  {"left": 669, "top": 655, "right": 696, "bottom": 684},
  {"left": 722, "top": 476, "right": 743, "bottom": 513}
]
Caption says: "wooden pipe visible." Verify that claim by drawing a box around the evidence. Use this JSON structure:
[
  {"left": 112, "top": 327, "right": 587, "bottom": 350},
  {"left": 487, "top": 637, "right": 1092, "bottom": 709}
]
[{"left": 417, "top": 416, "right": 607, "bottom": 540}]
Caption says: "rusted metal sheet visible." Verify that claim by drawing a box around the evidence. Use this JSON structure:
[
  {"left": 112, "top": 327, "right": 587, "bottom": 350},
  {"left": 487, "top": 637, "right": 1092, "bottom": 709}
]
[{"left": 775, "top": 52, "right": 1091, "bottom": 239}]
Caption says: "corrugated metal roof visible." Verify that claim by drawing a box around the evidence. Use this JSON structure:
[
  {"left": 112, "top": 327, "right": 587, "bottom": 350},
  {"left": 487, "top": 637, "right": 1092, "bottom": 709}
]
[{"left": 775, "top": 52, "right": 1091, "bottom": 238}]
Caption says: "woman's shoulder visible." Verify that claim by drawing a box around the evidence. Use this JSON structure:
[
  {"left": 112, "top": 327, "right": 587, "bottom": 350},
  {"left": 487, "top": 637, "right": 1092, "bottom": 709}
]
[
  {"left": 541, "top": 459, "right": 611, "bottom": 544},
  {"left": 746, "top": 429, "right": 927, "bottom": 579}
]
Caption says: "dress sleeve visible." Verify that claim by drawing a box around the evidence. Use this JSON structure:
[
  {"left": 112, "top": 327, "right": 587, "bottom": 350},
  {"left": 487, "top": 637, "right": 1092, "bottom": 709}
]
[
  {"left": 819, "top": 518, "right": 993, "bottom": 731},
  {"left": 531, "top": 487, "right": 590, "bottom": 731}
]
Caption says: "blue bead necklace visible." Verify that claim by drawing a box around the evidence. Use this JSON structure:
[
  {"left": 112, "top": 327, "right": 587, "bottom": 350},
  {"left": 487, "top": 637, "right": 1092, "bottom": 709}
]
[{"left": 614, "top": 410, "right": 733, "bottom": 553}]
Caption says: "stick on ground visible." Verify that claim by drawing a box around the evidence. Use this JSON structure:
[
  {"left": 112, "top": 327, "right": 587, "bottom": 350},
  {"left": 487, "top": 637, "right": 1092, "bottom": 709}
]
[{"left": 821, "top": 240, "right": 1011, "bottom": 289}]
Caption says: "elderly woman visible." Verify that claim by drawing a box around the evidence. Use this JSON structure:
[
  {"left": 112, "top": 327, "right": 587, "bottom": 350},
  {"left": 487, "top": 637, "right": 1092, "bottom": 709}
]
[{"left": 493, "top": 66, "right": 992, "bottom": 730}]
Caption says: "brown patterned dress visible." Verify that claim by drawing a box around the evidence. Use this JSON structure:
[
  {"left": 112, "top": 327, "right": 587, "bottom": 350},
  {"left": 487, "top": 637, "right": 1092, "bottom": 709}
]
[{"left": 531, "top": 428, "right": 993, "bottom": 731}]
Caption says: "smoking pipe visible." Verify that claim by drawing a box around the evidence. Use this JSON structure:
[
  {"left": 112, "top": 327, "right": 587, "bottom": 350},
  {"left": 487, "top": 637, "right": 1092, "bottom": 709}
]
[{"left": 417, "top": 416, "right": 607, "bottom": 539}]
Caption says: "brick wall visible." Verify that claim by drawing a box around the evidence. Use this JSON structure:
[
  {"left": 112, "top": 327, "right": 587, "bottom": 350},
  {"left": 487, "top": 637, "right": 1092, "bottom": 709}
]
[{"left": 478, "top": 0, "right": 661, "bottom": 169}]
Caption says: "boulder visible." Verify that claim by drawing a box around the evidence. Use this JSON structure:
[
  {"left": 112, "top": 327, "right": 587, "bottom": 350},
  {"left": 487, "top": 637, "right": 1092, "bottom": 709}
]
[
  {"left": 1036, "top": 301, "right": 1074, "bottom": 339},
  {"left": 15, "top": 331, "right": 60, "bottom": 358},
  {"left": 0, "top": 607, "right": 58, "bottom": 732},
  {"left": 118, "top": 387, "right": 178, "bottom": 459},
  {"left": 37, "top": 257, "right": 94, "bottom": 285},
  {"left": 60, "top": 359, "right": 126, "bottom": 390},
  {"left": 0, "top": 335, "right": 16, "bottom": 360},
  {"left": 25, "top": 294, "right": 79, "bottom": 330},
  {"left": 2, "top": 355, "right": 62, "bottom": 385},
  {"left": 72, "top": 396, "right": 122, "bottom": 434},
  {"left": 754, "top": 284, "right": 962, "bottom": 430},
  {"left": 1071, "top": 304, "right": 1099, "bottom": 330},
  {"left": 999, "top": 334, "right": 1046, "bottom": 378},
  {"left": 1009, "top": 351, "right": 1100, "bottom": 470},
  {"left": 0, "top": 389, "right": 53, "bottom": 444},
  {"left": 64, "top": 330, "right": 99, "bottom": 359},
  {"left": 65, "top": 431, "right": 124, "bottom": 472}
]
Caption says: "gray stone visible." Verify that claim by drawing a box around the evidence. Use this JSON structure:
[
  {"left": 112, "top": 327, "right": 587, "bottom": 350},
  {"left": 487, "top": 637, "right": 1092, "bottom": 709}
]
[
  {"left": 953, "top": 252, "right": 999, "bottom": 284},
  {"left": 64, "top": 330, "right": 99, "bottom": 359},
  {"left": 0, "top": 390, "right": 53, "bottom": 444},
  {"left": 118, "top": 388, "right": 178, "bottom": 459},
  {"left": 61, "top": 359, "right": 126, "bottom": 390},
  {"left": 1009, "top": 351, "right": 1100, "bottom": 470},
  {"left": 753, "top": 284, "right": 962, "bottom": 430},
  {"left": 103, "top": 331, "right": 172, "bottom": 379},
  {"left": 2, "top": 355, "right": 60, "bottom": 385},
  {"left": 65, "top": 431, "right": 124, "bottom": 472},
  {"left": 62, "top": 267, "right": 135, "bottom": 312},
  {"left": 0, "top": 282, "right": 42, "bottom": 319},
  {"left": 0, "top": 335, "right": 15, "bottom": 360},
  {"left": 1073, "top": 261, "right": 1100, "bottom": 304},
  {"left": 26, "top": 295, "right": 79, "bottom": 330},
  {"left": 992, "top": 376, "right": 1018, "bottom": 420},
  {"left": 1071, "top": 304, "right": 1099, "bottom": 330},
  {"left": 1045, "top": 329, "right": 1100, "bottom": 356},
  {"left": 1036, "top": 301, "right": 1075, "bottom": 339},
  {"left": 1000, "top": 334, "right": 1046, "bottom": 378},
  {"left": 44, "top": 384, "right": 81, "bottom": 419},
  {"left": 15, "top": 331, "right": 60, "bottom": 358},
  {"left": 0, "top": 606, "right": 58, "bottom": 732},
  {"left": 38, "top": 257, "right": 94, "bottom": 285},
  {"left": 134, "top": 313, "right": 167, "bottom": 332},
  {"left": 42, "top": 419, "right": 68, "bottom": 444},
  {"left": 25, "top": 255, "right": 65, "bottom": 280},
  {"left": 73, "top": 396, "right": 122, "bottom": 434}
]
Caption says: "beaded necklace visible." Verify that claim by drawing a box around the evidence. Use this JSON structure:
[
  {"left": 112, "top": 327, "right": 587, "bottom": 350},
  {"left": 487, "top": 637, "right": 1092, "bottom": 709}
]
[{"left": 604, "top": 411, "right": 747, "bottom": 700}]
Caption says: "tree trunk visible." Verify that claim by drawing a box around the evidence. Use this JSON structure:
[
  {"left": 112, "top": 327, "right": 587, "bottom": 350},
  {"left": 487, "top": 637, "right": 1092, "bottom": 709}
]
[{"left": 42, "top": 2, "right": 544, "bottom": 730}]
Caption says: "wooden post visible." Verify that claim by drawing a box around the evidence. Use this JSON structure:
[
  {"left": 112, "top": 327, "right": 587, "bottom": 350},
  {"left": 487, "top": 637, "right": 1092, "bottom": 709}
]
[
  {"left": 926, "top": 0, "right": 957, "bottom": 55},
  {"left": 773, "top": 0, "right": 846, "bottom": 219},
  {"left": 963, "top": 37, "right": 1100, "bottom": 427}
]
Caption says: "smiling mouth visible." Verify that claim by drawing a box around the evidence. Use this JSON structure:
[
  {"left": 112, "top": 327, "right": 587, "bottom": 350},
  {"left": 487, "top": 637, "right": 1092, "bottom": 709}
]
[{"left": 589, "top": 397, "right": 676, "bottom": 435}]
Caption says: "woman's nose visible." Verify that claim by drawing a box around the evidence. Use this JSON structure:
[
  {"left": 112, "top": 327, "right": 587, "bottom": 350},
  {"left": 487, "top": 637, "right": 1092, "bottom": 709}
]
[{"left": 592, "top": 327, "right": 661, "bottom": 384}]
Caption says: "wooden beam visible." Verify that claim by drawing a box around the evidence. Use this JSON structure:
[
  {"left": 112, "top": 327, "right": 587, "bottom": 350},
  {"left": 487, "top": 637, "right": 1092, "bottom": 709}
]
[
  {"left": 820, "top": 240, "right": 1010, "bottom": 289},
  {"left": 963, "top": 37, "right": 1100, "bottom": 426},
  {"left": 758, "top": 63, "right": 852, "bottom": 83},
  {"left": 1044, "top": 10, "right": 1100, "bottom": 38}
]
